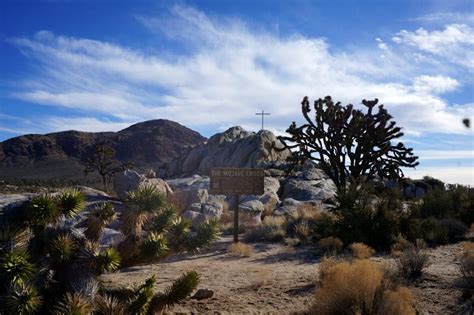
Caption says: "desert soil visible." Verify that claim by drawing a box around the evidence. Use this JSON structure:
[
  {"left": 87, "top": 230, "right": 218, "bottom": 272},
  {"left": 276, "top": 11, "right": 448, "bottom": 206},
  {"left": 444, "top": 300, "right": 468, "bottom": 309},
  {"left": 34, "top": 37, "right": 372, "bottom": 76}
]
[{"left": 101, "top": 236, "right": 470, "bottom": 315}]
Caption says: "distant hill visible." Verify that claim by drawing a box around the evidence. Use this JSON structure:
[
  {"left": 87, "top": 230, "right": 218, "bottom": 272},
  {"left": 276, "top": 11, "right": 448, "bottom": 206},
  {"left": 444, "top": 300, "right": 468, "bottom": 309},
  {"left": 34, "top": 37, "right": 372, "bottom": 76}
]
[{"left": 0, "top": 119, "right": 206, "bottom": 182}]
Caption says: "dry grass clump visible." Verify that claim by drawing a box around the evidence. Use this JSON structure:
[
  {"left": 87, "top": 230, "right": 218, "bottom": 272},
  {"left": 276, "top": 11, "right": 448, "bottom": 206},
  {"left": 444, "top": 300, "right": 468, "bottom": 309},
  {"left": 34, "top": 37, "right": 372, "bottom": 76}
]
[
  {"left": 311, "top": 259, "right": 416, "bottom": 315},
  {"left": 350, "top": 242, "right": 375, "bottom": 259},
  {"left": 390, "top": 236, "right": 412, "bottom": 258},
  {"left": 461, "top": 241, "right": 474, "bottom": 252},
  {"left": 292, "top": 203, "right": 323, "bottom": 221},
  {"left": 244, "top": 216, "right": 286, "bottom": 243},
  {"left": 228, "top": 242, "right": 255, "bottom": 257},
  {"left": 397, "top": 243, "right": 430, "bottom": 281},
  {"left": 318, "top": 237, "right": 343, "bottom": 255}
]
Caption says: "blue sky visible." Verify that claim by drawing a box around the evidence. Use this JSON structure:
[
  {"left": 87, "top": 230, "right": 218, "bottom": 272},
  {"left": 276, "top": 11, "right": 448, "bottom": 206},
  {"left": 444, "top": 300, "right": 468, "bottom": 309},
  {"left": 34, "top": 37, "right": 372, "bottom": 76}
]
[{"left": 0, "top": 0, "right": 473, "bottom": 184}]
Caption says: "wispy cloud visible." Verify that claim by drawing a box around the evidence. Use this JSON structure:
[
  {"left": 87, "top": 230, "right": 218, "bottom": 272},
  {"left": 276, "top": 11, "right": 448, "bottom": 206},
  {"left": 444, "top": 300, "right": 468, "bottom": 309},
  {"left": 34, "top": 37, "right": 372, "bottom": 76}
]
[
  {"left": 392, "top": 24, "right": 474, "bottom": 70},
  {"left": 3, "top": 5, "right": 474, "bottom": 149}
]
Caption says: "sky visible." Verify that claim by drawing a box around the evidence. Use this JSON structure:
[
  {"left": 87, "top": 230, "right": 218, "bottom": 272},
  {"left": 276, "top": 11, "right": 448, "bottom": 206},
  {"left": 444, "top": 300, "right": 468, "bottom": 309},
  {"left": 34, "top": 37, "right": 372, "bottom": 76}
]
[{"left": 0, "top": 0, "right": 473, "bottom": 185}]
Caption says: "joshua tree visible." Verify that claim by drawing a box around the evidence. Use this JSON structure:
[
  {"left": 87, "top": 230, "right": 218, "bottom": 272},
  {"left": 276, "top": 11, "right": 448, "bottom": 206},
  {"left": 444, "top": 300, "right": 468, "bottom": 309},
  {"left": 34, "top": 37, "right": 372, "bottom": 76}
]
[
  {"left": 84, "top": 144, "right": 133, "bottom": 192},
  {"left": 278, "top": 96, "right": 419, "bottom": 189}
]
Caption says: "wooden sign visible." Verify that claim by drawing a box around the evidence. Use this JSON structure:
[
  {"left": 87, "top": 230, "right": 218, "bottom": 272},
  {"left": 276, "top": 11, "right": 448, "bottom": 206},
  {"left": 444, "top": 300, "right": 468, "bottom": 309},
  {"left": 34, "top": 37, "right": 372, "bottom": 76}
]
[{"left": 209, "top": 167, "right": 265, "bottom": 195}]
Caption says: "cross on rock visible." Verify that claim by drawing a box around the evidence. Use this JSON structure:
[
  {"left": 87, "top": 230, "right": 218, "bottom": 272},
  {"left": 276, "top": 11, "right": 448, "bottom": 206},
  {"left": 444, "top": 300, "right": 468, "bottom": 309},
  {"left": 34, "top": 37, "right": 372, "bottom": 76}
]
[{"left": 255, "top": 110, "right": 271, "bottom": 131}]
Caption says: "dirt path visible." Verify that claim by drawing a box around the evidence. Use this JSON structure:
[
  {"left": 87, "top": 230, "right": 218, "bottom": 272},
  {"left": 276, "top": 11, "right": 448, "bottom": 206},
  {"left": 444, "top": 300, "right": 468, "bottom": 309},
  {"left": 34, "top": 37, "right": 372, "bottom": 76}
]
[{"left": 101, "top": 236, "right": 470, "bottom": 314}]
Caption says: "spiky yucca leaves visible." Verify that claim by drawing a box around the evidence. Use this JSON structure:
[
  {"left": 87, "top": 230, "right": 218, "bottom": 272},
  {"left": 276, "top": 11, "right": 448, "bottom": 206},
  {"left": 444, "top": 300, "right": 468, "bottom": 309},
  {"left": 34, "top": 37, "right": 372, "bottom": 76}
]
[
  {"left": 127, "top": 275, "right": 156, "bottom": 315},
  {"left": 84, "top": 202, "right": 116, "bottom": 241},
  {"left": 151, "top": 206, "right": 177, "bottom": 234},
  {"left": 0, "top": 250, "right": 36, "bottom": 286},
  {"left": 49, "top": 234, "right": 77, "bottom": 266},
  {"left": 77, "top": 241, "right": 121, "bottom": 275},
  {"left": 56, "top": 189, "right": 86, "bottom": 218},
  {"left": 94, "top": 294, "right": 127, "bottom": 315},
  {"left": 186, "top": 219, "right": 220, "bottom": 252},
  {"left": 140, "top": 232, "right": 168, "bottom": 260},
  {"left": 123, "top": 185, "right": 166, "bottom": 238},
  {"left": 96, "top": 248, "right": 121, "bottom": 274},
  {"left": 0, "top": 224, "right": 29, "bottom": 253},
  {"left": 3, "top": 284, "right": 43, "bottom": 315},
  {"left": 27, "top": 194, "right": 60, "bottom": 227},
  {"left": 126, "top": 184, "right": 166, "bottom": 214},
  {"left": 148, "top": 271, "right": 200, "bottom": 313},
  {"left": 166, "top": 217, "right": 191, "bottom": 251},
  {"left": 54, "top": 292, "right": 93, "bottom": 315}
]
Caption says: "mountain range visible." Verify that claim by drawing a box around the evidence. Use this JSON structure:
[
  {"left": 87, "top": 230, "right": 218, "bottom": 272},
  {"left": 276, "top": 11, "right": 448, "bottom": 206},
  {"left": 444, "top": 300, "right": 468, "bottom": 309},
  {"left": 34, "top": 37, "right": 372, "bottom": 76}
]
[{"left": 0, "top": 119, "right": 206, "bottom": 182}]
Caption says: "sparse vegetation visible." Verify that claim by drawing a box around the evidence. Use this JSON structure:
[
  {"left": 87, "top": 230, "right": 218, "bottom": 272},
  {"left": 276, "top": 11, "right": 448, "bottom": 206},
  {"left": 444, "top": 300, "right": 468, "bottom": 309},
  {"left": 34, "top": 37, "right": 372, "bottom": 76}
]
[
  {"left": 310, "top": 259, "right": 416, "bottom": 315},
  {"left": 318, "top": 237, "right": 343, "bottom": 255},
  {"left": 228, "top": 242, "right": 254, "bottom": 257},
  {"left": 84, "top": 144, "right": 133, "bottom": 192},
  {"left": 459, "top": 242, "right": 474, "bottom": 300},
  {"left": 397, "top": 241, "right": 430, "bottom": 281},
  {"left": 350, "top": 242, "right": 375, "bottom": 259}
]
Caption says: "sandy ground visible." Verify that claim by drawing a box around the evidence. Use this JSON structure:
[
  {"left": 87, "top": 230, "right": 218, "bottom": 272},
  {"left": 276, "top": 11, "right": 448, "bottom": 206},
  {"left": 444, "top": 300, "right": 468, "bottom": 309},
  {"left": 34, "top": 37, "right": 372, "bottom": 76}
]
[{"left": 101, "top": 236, "right": 471, "bottom": 314}]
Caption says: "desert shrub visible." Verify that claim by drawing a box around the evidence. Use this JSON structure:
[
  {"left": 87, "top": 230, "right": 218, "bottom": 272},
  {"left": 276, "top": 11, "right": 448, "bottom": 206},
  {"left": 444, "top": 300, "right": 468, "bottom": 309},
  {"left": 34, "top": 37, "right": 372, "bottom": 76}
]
[
  {"left": 294, "top": 220, "right": 311, "bottom": 242},
  {"left": 318, "top": 237, "right": 343, "bottom": 255},
  {"left": 397, "top": 243, "right": 430, "bottom": 281},
  {"left": 390, "top": 236, "right": 412, "bottom": 258},
  {"left": 244, "top": 216, "right": 286, "bottom": 243},
  {"left": 459, "top": 243, "right": 474, "bottom": 299},
  {"left": 418, "top": 185, "right": 473, "bottom": 225},
  {"left": 402, "top": 217, "right": 448, "bottom": 246},
  {"left": 310, "top": 259, "right": 416, "bottom": 315},
  {"left": 228, "top": 242, "right": 254, "bottom": 257},
  {"left": 335, "top": 204, "right": 400, "bottom": 251},
  {"left": 440, "top": 218, "right": 468, "bottom": 242},
  {"left": 350, "top": 242, "right": 375, "bottom": 259}
]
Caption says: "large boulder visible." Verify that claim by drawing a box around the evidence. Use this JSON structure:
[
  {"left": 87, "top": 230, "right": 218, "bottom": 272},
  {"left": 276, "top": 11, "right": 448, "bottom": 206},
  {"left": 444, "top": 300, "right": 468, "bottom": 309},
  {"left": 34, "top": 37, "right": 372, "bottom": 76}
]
[
  {"left": 239, "top": 199, "right": 265, "bottom": 224},
  {"left": 158, "top": 127, "right": 291, "bottom": 178},
  {"left": 113, "top": 170, "right": 173, "bottom": 200},
  {"left": 171, "top": 189, "right": 209, "bottom": 210},
  {"left": 282, "top": 178, "right": 335, "bottom": 202}
]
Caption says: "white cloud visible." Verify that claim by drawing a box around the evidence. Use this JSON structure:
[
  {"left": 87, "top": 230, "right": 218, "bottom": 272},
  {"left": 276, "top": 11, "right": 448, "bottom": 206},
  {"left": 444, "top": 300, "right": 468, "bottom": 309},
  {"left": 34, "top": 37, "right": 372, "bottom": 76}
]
[
  {"left": 6, "top": 5, "right": 474, "bottom": 141},
  {"left": 392, "top": 24, "right": 474, "bottom": 70},
  {"left": 412, "top": 75, "right": 460, "bottom": 94}
]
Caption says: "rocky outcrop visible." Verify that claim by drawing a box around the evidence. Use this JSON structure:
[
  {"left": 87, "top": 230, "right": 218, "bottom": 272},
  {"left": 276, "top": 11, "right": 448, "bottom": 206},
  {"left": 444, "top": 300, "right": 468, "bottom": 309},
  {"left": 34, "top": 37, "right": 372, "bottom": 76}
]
[
  {"left": 113, "top": 170, "right": 173, "bottom": 200},
  {"left": 158, "top": 127, "right": 291, "bottom": 178}
]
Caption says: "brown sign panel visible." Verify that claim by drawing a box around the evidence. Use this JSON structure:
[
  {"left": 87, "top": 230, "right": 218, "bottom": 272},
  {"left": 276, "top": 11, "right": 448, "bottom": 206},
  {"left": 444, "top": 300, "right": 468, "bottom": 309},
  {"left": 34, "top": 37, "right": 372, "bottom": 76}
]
[{"left": 209, "top": 167, "right": 265, "bottom": 195}]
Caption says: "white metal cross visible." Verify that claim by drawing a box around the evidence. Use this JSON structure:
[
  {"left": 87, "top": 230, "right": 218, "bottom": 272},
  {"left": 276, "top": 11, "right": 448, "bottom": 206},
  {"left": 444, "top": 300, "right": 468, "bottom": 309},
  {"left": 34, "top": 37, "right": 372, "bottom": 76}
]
[{"left": 255, "top": 110, "right": 271, "bottom": 130}]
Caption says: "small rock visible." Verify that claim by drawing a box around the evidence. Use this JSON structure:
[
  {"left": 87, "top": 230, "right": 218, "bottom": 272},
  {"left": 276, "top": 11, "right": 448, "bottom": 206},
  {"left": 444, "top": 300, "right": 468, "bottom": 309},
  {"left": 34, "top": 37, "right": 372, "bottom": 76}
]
[{"left": 192, "top": 288, "right": 214, "bottom": 300}]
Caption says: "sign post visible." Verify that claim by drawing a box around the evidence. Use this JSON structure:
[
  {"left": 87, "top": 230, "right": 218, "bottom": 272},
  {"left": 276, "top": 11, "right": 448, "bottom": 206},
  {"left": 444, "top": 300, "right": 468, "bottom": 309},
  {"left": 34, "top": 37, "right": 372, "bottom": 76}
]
[{"left": 210, "top": 168, "right": 264, "bottom": 242}]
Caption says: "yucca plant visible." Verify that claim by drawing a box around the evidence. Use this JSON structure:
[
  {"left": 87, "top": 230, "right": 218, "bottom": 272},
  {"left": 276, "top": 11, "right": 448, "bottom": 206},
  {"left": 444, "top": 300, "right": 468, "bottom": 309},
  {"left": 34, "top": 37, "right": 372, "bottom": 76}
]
[
  {"left": 151, "top": 206, "right": 176, "bottom": 234},
  {"left": 0, "top": 224, "right": 29, "bottom": 253},
  {"left": 127, "top": 275, "right": 156, "bottom": 315},
  {"left": 54, "top": 292, "right": 93, "bottom": 315},
  {"left": 56, "top": 189, "right": 86, "bottom": 218},
  {"left": 0, "top": 249, "right": 36, "bottom": 286},
  {"left": 49, "top": 234, "right": 77, "bottom": 265},
  {"left": 94, "top": 294, "right": 127, "bottom": 315},
  {"left": 84, "top": 202, "right": 116, "bottom": 241},
  {"left": 166, "top": 217, "right": 191, "bottom": 251},
  {"left": 96, "top": 248, "right": 121, "bottom": 274},
  {"left": 186, "top": 219, "right": 220, "bottom": 252},
  {"left": 140, "top": 232, "right": 168, "bottom": 260},
  {"left": 27, "top": 194, "right": 60, "bottom": 227},
  {"left": 126, "top": 184, "right": 166, "bottom": 214},
  {"left": 149, "top": 271, "right": 200, "bottom": 313},
  {"left": 3, "top": 284, "right": 43, "bottom": 315}
]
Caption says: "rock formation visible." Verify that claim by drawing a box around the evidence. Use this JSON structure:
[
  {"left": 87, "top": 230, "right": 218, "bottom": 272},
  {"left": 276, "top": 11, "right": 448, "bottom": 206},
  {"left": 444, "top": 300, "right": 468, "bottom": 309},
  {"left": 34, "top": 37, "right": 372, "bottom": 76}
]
[{"left": 158, "top": 127, "right": 291, "bottom": 178}]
